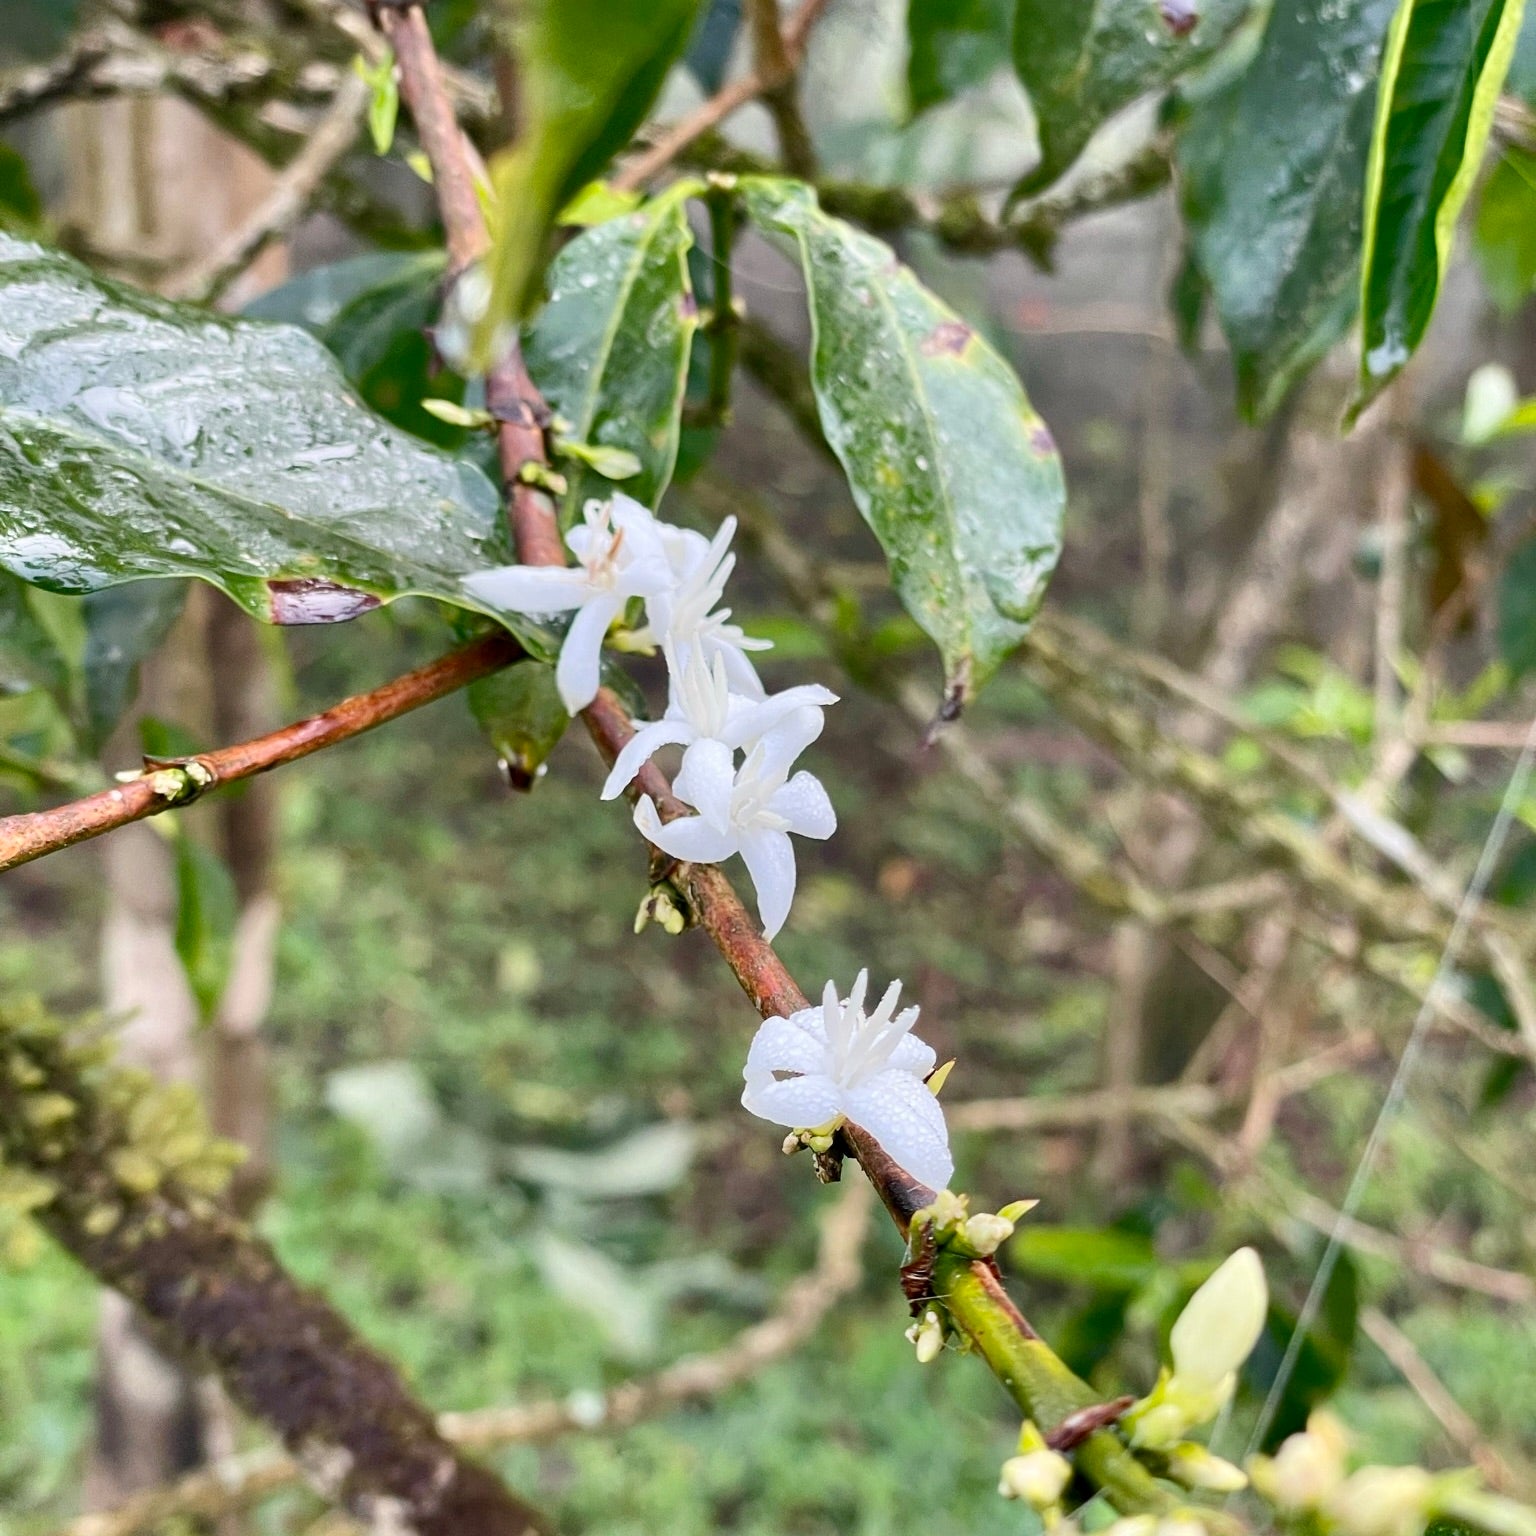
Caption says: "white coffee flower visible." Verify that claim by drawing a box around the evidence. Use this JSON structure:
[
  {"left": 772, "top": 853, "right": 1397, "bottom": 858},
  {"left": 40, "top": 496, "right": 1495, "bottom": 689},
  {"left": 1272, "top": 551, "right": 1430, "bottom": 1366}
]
[
  {"left": 634, "top": 707, "right": 834, "bottom": 937},
  {"left": 464, "top": 493, "right": 672, "bottom": 714},
  {"left": 739, "top": 970, "right": 953, "bottom": 1190},
  {"left": 1169, "top": 1246, "right": 1268, "bottom": 1391},
  {"left": 647, "top": 515, "right": 771, "bottom": 697},
  {"left": 601, "top": 637, "right": 836, "bottom": 801}
]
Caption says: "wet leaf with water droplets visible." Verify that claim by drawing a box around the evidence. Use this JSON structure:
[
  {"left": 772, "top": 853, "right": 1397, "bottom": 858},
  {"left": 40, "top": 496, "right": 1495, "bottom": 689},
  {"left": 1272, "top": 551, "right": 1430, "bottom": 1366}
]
[
  {"left": 1009, "top": 0, "right": 1253, "bottom": 200},
  {"left": 1177, "top": 0, "right": 1397, "bottom": 420},
  {"left": 0, "top": 235, "right": 539, "bottom": 639},
  {"left": 1354, "top": 0, "right": 1526, "bottom": 417},
  {"left": 523, "top": 185, "right": 700, "bottom": 521},
  {"left": 739, "top": 178, "right": 1065, "bottom": 707}
]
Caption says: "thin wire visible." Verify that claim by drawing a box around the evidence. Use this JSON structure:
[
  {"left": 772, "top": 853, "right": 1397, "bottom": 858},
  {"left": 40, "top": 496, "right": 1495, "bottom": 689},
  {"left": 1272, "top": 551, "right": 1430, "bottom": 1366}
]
[{"left": 1239, "top": 714, "right": 1536, "bottom": 1460}]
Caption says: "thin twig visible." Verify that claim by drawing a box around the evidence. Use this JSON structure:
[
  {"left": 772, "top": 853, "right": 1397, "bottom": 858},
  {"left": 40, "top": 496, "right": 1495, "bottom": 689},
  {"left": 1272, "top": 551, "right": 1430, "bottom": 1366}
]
[
  {"left": 58, "top": 1180, "right": 871, "bottom": 1536},
  {"left": 167, "top": 71, "right": 369, "bottom": 304},
  {"left": 613, "top": 0, "right": 835, "bottom": 192},
  {"left": 745, "top": 0, "right": 818, "bottom": 178},
  {"left": 0, "top": 632, "right": 522, "bottom": 873}
]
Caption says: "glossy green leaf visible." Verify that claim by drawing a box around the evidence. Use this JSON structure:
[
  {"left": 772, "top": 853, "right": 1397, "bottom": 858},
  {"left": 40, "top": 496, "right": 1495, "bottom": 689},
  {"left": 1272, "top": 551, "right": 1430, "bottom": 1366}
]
[
  {"left": 524, "top": 189, "right": 700, "bottom": 519},
  {"left": 1177, "top": 0, "right": 1397, "bottom": 420},
  {"left": 468, "top": 658, "right": 570, "bottom": 790},
  {"left": 1475, "top": 148, "right": 1536, "bottom": 312},
  {"left": 173, "top": 833, "right": 239, "bottom": 1022},
  {"left": 1009, "top": 1225, "right": 1158, "bottom": 1292},
  {"left": 1356, "top": 0, "right": 1527, "bottom": 414},
  {"left": 481, "top": 0, "right": 703, "bottom": 362},
  {"left": 0, "top": 235, "right": 520, "bottom": 631},
  {"left": 1010, "top": 0, "right": 1253, "bottom": 199},
  {"left": 907, "top": 0, "right": 1013, "bottom": 115},
  {"left": 739, "top": 177, "right": 1065, "bottom": 706}
]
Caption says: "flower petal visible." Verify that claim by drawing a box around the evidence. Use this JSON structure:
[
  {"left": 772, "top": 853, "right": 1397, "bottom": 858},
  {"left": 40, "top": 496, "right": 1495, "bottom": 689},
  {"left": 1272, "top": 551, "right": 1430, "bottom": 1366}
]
[
  {"left": 601, "top": 719, "right": 695, "bottom": 800},
  {"left": 844, "top": 1069, "right": 954, "bottom": 1192},
  {"left": 720, "top": 685, "right": 838, "bottom": 751},
  {"left": 768, "top": 770, "right": 837, "bottom": 840},
  {"left": 674, "top": 737, "right": 736, "bottom": 832},
  {"left": 744, "top": 1011, "right": 831, "bottom": 1081},
  {"left": 463, "top": 563, "right": 589, "bottom": 615},
  {"left": 752, "top": 706, "right": 825, "bottom": 786},
  {"left": 741, "top": 1071, "right": 844, "bottom": 1129},
  {"left": 738, "top": 825, "right": 797, "bottom": 939},
  {"left": 715, "top": 636, "right": 768, "bottom": 699},
  {"left": 886, "top": 1024, "right": 937, "bottom": 1078},
  {"left": 634, "top": 798, "right": 737, "bottom": 864},
  {"left": 555, "top": 592, "right": 621, "bottom": 713}
]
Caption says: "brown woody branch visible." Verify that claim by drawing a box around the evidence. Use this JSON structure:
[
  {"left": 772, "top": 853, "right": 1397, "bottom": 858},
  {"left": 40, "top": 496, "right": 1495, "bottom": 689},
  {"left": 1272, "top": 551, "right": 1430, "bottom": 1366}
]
[
  {"left": 0, "top": 1000, "right": 547, "bottom": 1536},
  {"left": 61, "top": 1179, "right": 871, "bottom": 1536},
  {"left": 0, "top": 631, "right": 522, "bottom": 874}
]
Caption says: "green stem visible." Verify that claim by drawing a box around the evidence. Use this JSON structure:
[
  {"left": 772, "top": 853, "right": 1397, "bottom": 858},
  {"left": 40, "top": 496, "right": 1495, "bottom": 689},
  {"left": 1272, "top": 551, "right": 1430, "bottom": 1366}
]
[{"left": 933, "top": 1251, "right": 1177, "bottom": 1515}]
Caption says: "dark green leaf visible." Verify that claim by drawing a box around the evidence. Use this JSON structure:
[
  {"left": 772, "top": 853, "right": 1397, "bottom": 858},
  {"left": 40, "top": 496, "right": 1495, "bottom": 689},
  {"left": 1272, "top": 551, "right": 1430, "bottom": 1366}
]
[
  {"left": 908, "top": 0, "right": 1013, "bottom": 115},
  {"left": 468, "top": 658, "right": 570, "bottom": 789},
  {"left": 80, "top": 582, "right": 188, "bottom": 750},
  {"left": 0, "top": 235, "right": 522, "bottom": 632},
  {"left": 1177, "top": 0, "right": 1397, "bottom": 420},
  {"left": 1498, "top": 532, "right": 1536, "bottom": 676},
  {"left": 482, "top": 0, "right": 703, "bottom": 359},
  {"left": 1009, "top": 1225, "right": 1158, "bottom": 1292},
  {"left": 1010, "top": 0, "right": 1253, "bottom": 198},
  {"left": 739, "top": 177, "right": 1065, "bottom": 705},
  {"left": 1356, "top": 0, "right": 1526, "bottom": 414},
  {"left": 173, "top": 833, "right": 239, "bottom": 1021},
  {"left": 246, "top": 251, "right": 465, "bottom": 447},
  {"left": 525, "top": 189, "right": 700, "bottom": 520},
  {"left": 4, "top": 0, "right": 80, "bottom": 60},
  {"left": 1475, "top": 148, "right": 1536, "bottom": 313}
]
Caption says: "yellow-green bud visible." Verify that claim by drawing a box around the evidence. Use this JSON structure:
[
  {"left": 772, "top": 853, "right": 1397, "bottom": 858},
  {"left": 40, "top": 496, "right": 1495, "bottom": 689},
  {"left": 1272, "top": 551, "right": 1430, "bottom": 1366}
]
[
  {"left": 997, "top": 1449, "right": 1072, "bottom": 1508},
  {"left": 23, "top": 1093, "right": 75, "bottom": 1129},
  {"left": 907, "top": 1308, "right": 944, "bottom": 1364},
  {"left": 959, "top": 1212, "right": 1014, "bottom": 1256},
  {"left": 109, "top": 1149, "right": 162, "bottom": 1195},
  {"left": 1165, "top": 1442, "right": 1247, "bottom": 1493},
  {"left": 1099, "top": 1519, "right": 1157, "bottom": 1536},
  {"left": 1248, "top": 1412, "right": 1348, "bottom": 1511},
  {"left": 996, "top": 1197, "right": 1039, "bottom": 1224},
  {"left": 1324, "top": 1466, "right": 1433, "bottom": 1536},
  {"left": 1170, "top": 1247, "right": 1268, "bottom": 1391}
]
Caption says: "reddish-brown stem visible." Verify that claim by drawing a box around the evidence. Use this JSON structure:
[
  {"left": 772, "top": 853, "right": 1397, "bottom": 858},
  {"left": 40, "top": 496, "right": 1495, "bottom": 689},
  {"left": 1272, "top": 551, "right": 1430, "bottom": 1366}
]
[{"left": 0, "top": 631, "right": 522, "bottom": 874}]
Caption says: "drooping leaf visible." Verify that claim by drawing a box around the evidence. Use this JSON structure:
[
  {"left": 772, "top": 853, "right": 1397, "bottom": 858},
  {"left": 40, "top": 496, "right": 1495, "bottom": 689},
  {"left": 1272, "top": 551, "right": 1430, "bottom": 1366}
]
[
  {"left": 907, "top": 0, "right": 1014, "bottom": 115},
  {"left": 0, "top": 235, "right": 524, "bottom": 633},
  {"left": 1177, "top": 0, "right": 1398, "bottom": 420},
  {"left": 1475, "top": 147, "right": 1536, "bottom": 313},
  {"left": 468, "top": 658, "right": 570, "bottom": 789},
  {"left": 173, "top": 832, "right": 239, "bottom": 1021},
  {"left": 481, "top": 0, "right": 703, "bottom": 362},
  {"left": 80, "top": 582, "right": 188, "bottom": 750},
  {"left": 1356, "top": 0, "right": 1527, "bottom": 414},
  {"left": 739, "top": 177, "right": 1065, "bottom": 706},
  {"left": 524, "top": 188, "right": 700, "bottom": 520},
  {"left": 1009, "top": 0, "right": 1254, "bottom": 199}
]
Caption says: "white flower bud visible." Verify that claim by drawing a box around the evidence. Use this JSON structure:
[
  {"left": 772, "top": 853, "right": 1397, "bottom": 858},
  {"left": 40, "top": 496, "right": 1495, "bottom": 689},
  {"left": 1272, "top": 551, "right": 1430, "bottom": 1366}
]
[
  {"left": 1165, "top": 1442, "right": 1248, "bottom": 1493},
  {"left": 997, "top": 1448, "right": 1072, "bottom": 1508},
  {"left": 960, "top": 1212, "right": 1015, "bottom": 1256},
  {"left": 1324, "top": 1466, "right": 1433, "bottom": 1536},
  {"left": 1170, "top": 1247, "right": 1268, "bottom": 1390},
  {"left": 1100, "top": 1519, "right": 1158, "bottom": 1536},
  {"left": 907, "top": 1308, "right": 944, "bottom": 1364},
  {"left": 1248, "top": 1413, "right": 1348, "bottom": 1511},
  {"left": 1156, "top": 1520, "right": 1210, "bottom": 1536}
]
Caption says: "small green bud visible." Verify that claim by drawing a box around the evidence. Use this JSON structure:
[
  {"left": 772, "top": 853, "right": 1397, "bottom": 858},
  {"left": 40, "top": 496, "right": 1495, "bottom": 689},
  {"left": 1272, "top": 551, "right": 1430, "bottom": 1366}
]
[
  {"left": 996, "top": 1197, "right": 1039, "bottom": 1224},
  {"left": 109, "top": 1148, "right": 162, "bottom": 1195},
  {"left": 958, "top": 1212, "right": 1015, "bottom": 1256},
  {"left": 81, "top": 1203, "right": 122, "bottom": 1237},
  {"left": 906, "top": 1308, "right": 944, "bottom": 1364},
  {"left": 1248, "top": 1412, "right": 1348, "bottom": 1511},
  {"left": 23, "top": 1093, "right": 76, "bottom": 1129}
]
